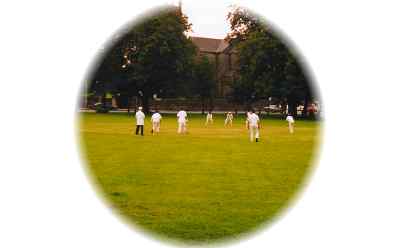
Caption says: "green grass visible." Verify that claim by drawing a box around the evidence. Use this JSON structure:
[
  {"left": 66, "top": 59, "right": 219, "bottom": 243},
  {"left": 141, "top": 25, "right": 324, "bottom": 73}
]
[{"left": 78, "top": 112, "right": 321, "bottom": 244}]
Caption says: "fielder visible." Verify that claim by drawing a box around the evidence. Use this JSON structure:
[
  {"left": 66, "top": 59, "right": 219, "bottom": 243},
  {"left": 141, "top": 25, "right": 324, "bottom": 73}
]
[
  {"left": 224, "top": 112, "right": 234, "bottom": 126},
  {"left": 135, "top": 106, "right": 145, "bottom": 136},
  {"left": 286, "top": 114, "right": 295, "bottom": 134},
  {"left": 151, "top": 110, "right": 162, "bottom": 135},
  {"left": 245, "top": 111, "right": 251, "bottom": 128},
  {"left": 246, "top": 110, "right": 261, "bottom": 142},
  {"left": 177, "top": 108, "right": 188, "bottom": 134},
  {"left": 205, "top": 111, "right": 213, "bottom": 125}
]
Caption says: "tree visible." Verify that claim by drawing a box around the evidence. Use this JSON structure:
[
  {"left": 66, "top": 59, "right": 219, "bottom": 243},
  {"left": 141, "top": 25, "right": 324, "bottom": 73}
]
[
  {"left": 279, "top": 55, "right": 311, "bottom": 117},
  {"left": 122, "top": 6, "right": 196, "bottom": 113},
  {"left": 234, "top": 30, "right": 289, "bottom": 108},
  {"left": 226, "top": 6, "right": 313, "bottom": 117},
  {"left": 226, "top": 5, "right": 267, "bottom": 45},
  {"left": 191, "top": 55, "right": 216, "bottom": 113},
  {"left": 86, "top": 32, "right": 134, "bottom": 110},
  {"left": 87, "top": 5, "right": 196, "bottom": 113}
]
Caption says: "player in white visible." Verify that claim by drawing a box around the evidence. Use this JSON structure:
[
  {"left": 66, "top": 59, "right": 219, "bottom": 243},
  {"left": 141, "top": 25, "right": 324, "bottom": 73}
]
[
  {"left": 177, "top": 108, "right": 188, "bottom": 134},
  {"left": 286, "top": 114, "right": 295, "bottom": 134},
  {"left": 225, "top": 112, "right": 234, "bottom": 126},
  {"left": 150, "top": 110, "right": 162, "bottom": 135},
  {"left": 246, "top": 110, "right": 261, "bottom": 142},
  {"left": 205, "top": 110, "right": 213, "bottom": 125},
  {"left": 245, "top": 111, "right": 251, "bottom": 128},
  {"left": 135, "top": 106, "right": 145, "bottom": 136}
]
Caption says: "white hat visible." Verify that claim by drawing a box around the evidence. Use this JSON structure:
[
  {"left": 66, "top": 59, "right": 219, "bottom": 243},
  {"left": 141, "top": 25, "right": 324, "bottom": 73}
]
[{"left": 138, "top": 106, "right": 142, "bottom": 110}]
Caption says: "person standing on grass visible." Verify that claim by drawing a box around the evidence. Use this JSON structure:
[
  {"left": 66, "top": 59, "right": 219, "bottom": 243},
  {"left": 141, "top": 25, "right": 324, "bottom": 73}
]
[
  {"left": 225, "top": 112, "right": 234, "bottom": 126},
  {"left": 245, "top": 111, "right": 251, "bottom": 129},
  {"left": 286, "top": 113, "right": 295, "bottom": 134},
  {"left": 135, "top": 106, "right": 145, "bottom": 136},
  {"left": 177, "top": 108, "right": 188, "bottom": 134},
  {"left": 151, "top": 110, "right": 162, "bottom": 135},
  {"left": 205, "top": 110, "right": 213, "bottom": 125},
  {"left": 246, "top": 109, "right": 261, "bottom": 142}
]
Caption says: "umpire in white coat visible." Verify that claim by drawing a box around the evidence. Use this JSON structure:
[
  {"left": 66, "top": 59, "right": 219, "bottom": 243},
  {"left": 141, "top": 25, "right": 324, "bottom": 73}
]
[{"left": 135, "top": 106, "right": 145, "bottom": 136}]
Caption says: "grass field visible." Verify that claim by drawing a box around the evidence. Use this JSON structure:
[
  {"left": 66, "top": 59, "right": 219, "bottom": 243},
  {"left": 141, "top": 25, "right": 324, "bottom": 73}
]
[{"left": 78, "top": 112, "right": 321, "bottom": 244}]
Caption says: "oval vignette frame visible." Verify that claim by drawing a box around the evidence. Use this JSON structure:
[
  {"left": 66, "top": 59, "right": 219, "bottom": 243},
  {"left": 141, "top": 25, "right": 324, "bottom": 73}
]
[{"left": 76, "top": 4, "right": 324, "bottom": 246}]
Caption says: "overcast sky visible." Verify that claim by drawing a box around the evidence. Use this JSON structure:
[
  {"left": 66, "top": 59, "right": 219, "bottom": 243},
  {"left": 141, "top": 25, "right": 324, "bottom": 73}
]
[{"left": 179, "top": 1, "right": 235, "bottom": 39}]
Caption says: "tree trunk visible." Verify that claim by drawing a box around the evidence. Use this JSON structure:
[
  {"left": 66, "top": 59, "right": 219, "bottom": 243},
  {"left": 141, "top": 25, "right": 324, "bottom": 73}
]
[
  {"left": 302, "top": 95, "right": 309, "bottom": 118},
  {"left": 201, "top": 97, "right": 205, "bottom": 114},
  {"left": 288, "top": 101, "right": 297, "bottom": 117},
  {"left": 245, "top": 102, "right": 252, "bottom": 112},
  {"left": 287, "top": 94, "right": 298, "bottom": 117},
  {"left": 141, "top": 95, "right": 150, "bottom": 114},
  {"left": 101, "top": 93, "right": 106, "bottom": 106},
  {"left": 280, "top": 99, "right": 287, "bottom": 118},
  {"left": 209, "top": 97, "right": 214, "bottom": 111}
]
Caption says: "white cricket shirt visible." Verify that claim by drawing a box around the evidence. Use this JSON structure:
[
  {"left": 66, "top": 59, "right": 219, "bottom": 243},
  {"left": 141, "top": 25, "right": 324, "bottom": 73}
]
[
  {"left": 151, "top": 113, "right": 162, "bottom": 123},
  {"left": 286, "top": 116, "right": 295, "bottom": 123},
  {"left": 135, "top": 111, "right": 145, "bottom": 125},
  {"left": 177, "top": 111, "right": 187, "bottom": 123},
  {"left": 248, "top": 113, "right": 260, "bottom": 127}
]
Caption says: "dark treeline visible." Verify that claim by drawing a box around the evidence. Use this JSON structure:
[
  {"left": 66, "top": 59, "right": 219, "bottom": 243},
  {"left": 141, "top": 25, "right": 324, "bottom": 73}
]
[
  {"left": 86, "top": 5, "right": 317, "bottom": 117},
  {"left": 226, "top": 6, "right": 315, "bottom": 117}
]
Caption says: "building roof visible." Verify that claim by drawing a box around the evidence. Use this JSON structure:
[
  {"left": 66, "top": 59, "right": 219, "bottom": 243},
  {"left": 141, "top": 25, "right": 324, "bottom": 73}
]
[{"left": 190, "top": 36, "right": 230, "bottom": 53}]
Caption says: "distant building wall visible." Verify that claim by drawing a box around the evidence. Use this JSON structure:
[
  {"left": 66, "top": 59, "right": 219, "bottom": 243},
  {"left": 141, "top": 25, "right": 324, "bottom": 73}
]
[{"left": 191, "top": 36, "right": 238, "bottom": 97}]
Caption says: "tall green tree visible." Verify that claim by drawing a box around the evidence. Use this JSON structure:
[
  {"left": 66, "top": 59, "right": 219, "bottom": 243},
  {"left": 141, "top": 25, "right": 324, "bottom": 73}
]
[
  {"left": 88, "top": 5, "right": 196, "bottom": 113},
  {"left": 226, "top": 6, "right": 267, "bottom": 45},
  {"left": 123, "top": 6, "right": 196, "bottom": 113},
  {"left": 234, "top": 30, "right": 288, "bottom": 108},
  {"left": 226, "top": 6, "right": 313, "bottom": 116},
  {"left": 191, "top": 55, "right": 216, "bottom": 113}
]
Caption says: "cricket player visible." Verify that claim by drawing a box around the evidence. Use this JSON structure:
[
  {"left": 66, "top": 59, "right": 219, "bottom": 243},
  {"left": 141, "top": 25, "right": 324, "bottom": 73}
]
[
  {"left": 177, "top": 108, "right": 188, "bottom": 134},
  {"left": 135, "top": 106, "right": 145, "bottom": 136},
  {"left": 205, "top": 110, "right": 213, "bottom": 125},
  {"left": 225, "top": 112, "right": 234, "bottom": 126},
  {"left": 151, "top": 110, "right": 162, "bottom": 135},
  {"left": 245, "top": 111, "right": 251, "bottom": 128},
  {"left": 286, "top": 114, "right": 295, "bottom": 134},
  {"left": 247, "top": 110, "right": 261, "bottom": 142}
]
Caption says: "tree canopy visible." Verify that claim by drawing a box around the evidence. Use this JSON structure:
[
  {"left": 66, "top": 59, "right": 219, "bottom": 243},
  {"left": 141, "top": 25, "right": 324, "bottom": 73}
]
[
  {"left": 227, "top": 6, "right": 314, "bottom": 116},
  {"left": 191, "top": 55, "right": 216, "bottom": 113},
  {"left": 88, "top": 5, "right": 197, "bottom": 112}
]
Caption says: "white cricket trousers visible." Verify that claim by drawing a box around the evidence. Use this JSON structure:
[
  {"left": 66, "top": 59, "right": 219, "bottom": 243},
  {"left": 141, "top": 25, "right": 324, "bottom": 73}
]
[
  {"left": 288, "top": 122, "right": 294, "bottom": 133},
  {"left": 249, "top": 125, "right": 260, "bottom": 142},
  {"left": 225, "top": 118, "right": 232, "bottom": 126},
  {"left": 178, "top": 122, "right": 186, "bottom": 133},
  {"left": 152, "top": 121, "right": 160, "bottom": 133}
]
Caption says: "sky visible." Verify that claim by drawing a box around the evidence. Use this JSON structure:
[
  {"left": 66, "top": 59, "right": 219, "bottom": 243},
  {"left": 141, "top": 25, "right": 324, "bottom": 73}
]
[{"left": 178, "top": 1, "right": 235, "bottom": 39}]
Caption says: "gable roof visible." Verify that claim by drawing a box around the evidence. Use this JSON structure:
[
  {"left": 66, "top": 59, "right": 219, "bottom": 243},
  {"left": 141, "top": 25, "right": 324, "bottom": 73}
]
[{"left": 190, "top": 36, "right": 230, "bottom": 53}]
